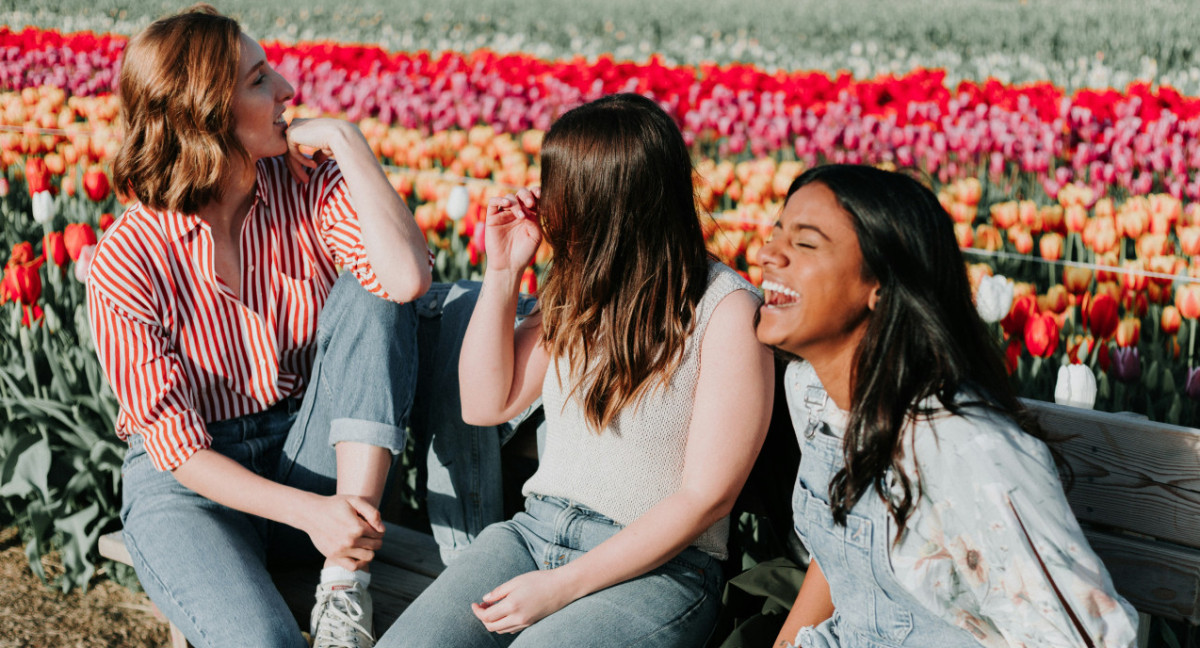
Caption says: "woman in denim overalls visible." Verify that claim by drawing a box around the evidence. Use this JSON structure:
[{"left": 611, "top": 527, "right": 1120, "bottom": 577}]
[{"left": 755, "top": 165, "right": 1139, "bottom": 647}]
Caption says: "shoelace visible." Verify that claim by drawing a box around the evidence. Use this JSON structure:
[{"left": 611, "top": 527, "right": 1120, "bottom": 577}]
[{"left": 313, "top": 589, "right": 374, "bottom": 648}]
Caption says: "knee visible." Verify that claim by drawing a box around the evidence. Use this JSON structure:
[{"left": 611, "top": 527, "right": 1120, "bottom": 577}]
[{"left": 321, "top": 274, "right": 417, "bottom": 345}]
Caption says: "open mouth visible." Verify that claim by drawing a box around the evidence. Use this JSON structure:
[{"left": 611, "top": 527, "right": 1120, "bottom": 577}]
[{"left": 761, "top": 280, "right": 800, "bottom": 308}]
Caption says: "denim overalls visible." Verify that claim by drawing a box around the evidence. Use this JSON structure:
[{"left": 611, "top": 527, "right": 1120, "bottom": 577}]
[{"left": 789, "top": 368, "right": 981, "bottom": 648}]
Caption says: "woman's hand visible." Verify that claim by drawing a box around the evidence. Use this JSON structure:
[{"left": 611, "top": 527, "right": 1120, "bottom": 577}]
[
  {"left": 470, "top": 569, "right": 580, "bottom": 634},
  {"left": 484, "top": 187, "right": 542, "bottom": 273},
  {"left": 282, "top": 117, "right": 354, "bottom": 184},
  {"left": 297, "top": 493, "right": 386, "bottom": 571}
]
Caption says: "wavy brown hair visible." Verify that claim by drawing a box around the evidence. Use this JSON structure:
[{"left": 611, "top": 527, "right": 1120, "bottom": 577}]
[
  {"left": 538, "top": 94, "right": 710, "bottom": 432},
  {"left": 113, "top": 4, "right": 245, "bottom": 214}
]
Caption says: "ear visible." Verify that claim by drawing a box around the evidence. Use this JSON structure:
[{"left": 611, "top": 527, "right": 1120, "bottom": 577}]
[{"left": 867, "top": 284, "right": 882, "bottom": 311}]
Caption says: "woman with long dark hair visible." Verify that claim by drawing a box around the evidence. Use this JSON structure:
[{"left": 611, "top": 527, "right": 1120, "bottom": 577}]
[
  {"left": 757, "top": 165, "right": 1138, "bottom": 647},
  {"left": 88, "top": 5, "right": 430, "bottom": 647},
  {"left": 377, "top": 93, "right": 774, "bottom": 647}
]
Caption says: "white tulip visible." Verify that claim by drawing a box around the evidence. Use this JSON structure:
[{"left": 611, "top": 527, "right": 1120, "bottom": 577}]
[
  {"left": 446, "top": 185, "right": 470, "bottom": 221},
  {"left": 1054, "top": 364, "right": 1097, "bottom": 410},
  {"left": 975, "top": 274, "right": 1013, "bottom": 323},
  {"left": 31, "top": 190, "right": 54, "bottom": 224},
  {"left": 74, "top": 245, "right": 96, "bottom": 283}
]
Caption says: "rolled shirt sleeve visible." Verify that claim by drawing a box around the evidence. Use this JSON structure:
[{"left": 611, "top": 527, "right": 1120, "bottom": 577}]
[
  {"left": 87, "top": 263, "right": 210, "bottom": 472},
  {"left": 309, "top": 160, "right": 433, "bottom": 303}
]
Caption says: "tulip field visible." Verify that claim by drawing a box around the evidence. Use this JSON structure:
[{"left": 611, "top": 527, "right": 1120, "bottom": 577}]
[{"left": 2, "top": 2, "right": 1200, "bottom": 605}]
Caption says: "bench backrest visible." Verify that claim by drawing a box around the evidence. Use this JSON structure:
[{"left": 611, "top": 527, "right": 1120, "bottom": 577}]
[{"left": 1027, "top": 400, "right": 1200, "bottom": 623}]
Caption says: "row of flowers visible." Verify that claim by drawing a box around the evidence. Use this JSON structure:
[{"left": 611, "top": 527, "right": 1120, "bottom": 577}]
[
  {"left": 3, "top": 119, "right": 1198, "bottom": 425},
  {"left": 7, "top": 27, "right": 1200, "bottom": 202}
]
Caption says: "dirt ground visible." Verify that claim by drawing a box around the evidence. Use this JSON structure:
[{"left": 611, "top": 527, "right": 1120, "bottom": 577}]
[{"left": 0, "top": 526, "right": 169, "bottom": 648}]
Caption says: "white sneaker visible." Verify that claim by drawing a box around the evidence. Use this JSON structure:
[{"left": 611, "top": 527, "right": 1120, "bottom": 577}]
[{"left": 311, "top": 580, "right": 375, "bottom": 648}]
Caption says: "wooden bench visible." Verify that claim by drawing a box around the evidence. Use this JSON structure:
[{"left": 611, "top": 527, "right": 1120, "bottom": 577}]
[
  {"left": 1031, "top": 400, "right": 1200, "bottom": 645},
  {"left": 99, "top": 399, "right": 1199, "bottom": 648}
]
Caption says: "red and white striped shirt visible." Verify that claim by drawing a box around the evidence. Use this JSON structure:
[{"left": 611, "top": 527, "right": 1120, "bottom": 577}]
[{"left": 88, "top": 157, "right": 423, "bottom": 472}]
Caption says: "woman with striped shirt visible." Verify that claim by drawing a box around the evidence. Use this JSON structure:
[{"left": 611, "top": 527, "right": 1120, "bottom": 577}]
[{"left": 86, "top": 6, "right": 430, "bottom": 647}]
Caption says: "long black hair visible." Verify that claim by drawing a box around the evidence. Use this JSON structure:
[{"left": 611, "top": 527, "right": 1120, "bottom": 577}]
[{"left": 786, "top": 165, "right": 1055, "bottom": 539}]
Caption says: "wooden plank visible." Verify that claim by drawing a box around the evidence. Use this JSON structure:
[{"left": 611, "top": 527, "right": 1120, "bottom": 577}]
[
  {"left": 1026, "top": 401, "right": 1200, "bottom": 548},
  {"left": 377, "top": 522, "right": 445, "bottom": 579},
  {"left": 98, "top": 531, "right": 132, "bottom": 565},
  {"left": 1084, "top": 529, "right": 1200, "bottom": 624}
]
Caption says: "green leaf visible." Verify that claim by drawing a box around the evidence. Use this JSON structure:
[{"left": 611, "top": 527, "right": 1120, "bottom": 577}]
[
  {"left": 0, "top": 435, "right": 51, "bottom": 500},
  {"left": 53, "top": 503, "right": 101, "bottom": 592}
]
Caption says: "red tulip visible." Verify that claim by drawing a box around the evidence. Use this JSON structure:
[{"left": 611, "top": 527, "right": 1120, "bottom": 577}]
[
  {"left": 8, "top": 241, "right": 38, "bottom": 267},
  {"left": 43, "top": 231, "right": 67, "bottom": 267},
  {"left": 64, "top": 223, "right": 98, "bottom": 261},
  {"left": 1004, "top": 339, "right": 1021, "bottom": 375},
  {"left": 21, "top": 304, "right": 44, "bottom": 328},
  {"left": 3, "top": 263, "right": 42, "bottom": 306},
  {"left": 1085, "top": 292, "right": 1119, "bottom": 338},
  {"left": 83, "top": 165, "right": 111, "bottom": 202},
  {"left": 521, "top": 267, "right": 537, "bottom": 295},
  {"left": 1024, "top": 313, "right": 1060, "bottom": 358},
  {"left": 98, "top": 212, "right": 115, "bottom": 231},
  {"left": 25, "top": 157, "right": 51, "bottom": 194},
  {"left": 1001, "top": 294, "right": 1039, "bottom": 338}
]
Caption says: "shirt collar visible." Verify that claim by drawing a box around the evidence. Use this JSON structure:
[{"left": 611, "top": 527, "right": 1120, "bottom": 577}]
[{"left": 158, "top": 160, "right": 273, "bottom": 242}]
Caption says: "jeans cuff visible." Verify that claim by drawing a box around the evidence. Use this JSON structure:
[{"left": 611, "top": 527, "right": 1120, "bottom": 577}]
[{"left": 329, "top": 418, "right": 408, "bottom": 454}]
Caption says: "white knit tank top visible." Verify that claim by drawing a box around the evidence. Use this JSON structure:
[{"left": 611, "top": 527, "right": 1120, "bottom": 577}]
[{"left": 522, "top": 261, "right": 758, "bottom": 559}]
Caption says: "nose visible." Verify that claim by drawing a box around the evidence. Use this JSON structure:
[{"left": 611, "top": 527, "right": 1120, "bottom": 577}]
[
  {"left": 758, "top": 232, "right": 785, "bottom": 268},
  {"left": 275, "top": 71, "right": 295, "bottom": 104}
]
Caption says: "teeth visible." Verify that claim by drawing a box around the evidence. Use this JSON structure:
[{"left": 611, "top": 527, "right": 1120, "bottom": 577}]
[{"left": 761, "top": 280, "right": 799, "bottom": 299}]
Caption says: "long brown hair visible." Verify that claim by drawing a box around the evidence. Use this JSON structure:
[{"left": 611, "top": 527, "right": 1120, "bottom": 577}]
[
  {"left": 538, "top": 94, "right": 710, "bottom": 432},
  {"left": 784, "top": 165, "right": 1061, "bottom": 541},
  {"left": 113, "top": 4, "right": 246, "bottom": 214}
]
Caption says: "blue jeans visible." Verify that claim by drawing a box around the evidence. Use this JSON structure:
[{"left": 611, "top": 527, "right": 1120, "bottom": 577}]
[
  {"left": 377, "top": 495, "right": 723, "bottom": 648},
  {"left": 410, "top": 281, "right": 541, "bottom": 564},
  {"left": 120, "top": 274, "right": 417, "bottom": 648}
]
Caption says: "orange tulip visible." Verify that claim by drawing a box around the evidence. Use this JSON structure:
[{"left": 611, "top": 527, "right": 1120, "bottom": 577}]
[
  {"left": 1135, "top": 233, "right": 1169, "bottom": 259},
  {"left": 1115, "top": 318, "right": 1141, "bottom": 348},
  {"left": 1062, "top": 266, "right": 1092, "bottom": 294},
  {"left": 1007, "top": 226, "right": 1034, "bottom": 255},
  {"left": 1119, "top": 260, "right": 1148, "bottom": 294},
  {"left": 1018, "top": 200, "right": 1040, "bottom": 231},
  {"left": 1038, "top": 232, "right": 1063, "bottom": 261},
  {"left": 1038, "top": 285, "right": 1069, "bottom": 314},
  {"left": 1176, "top": 283, "right": 1200, "bottom": 319},
  {"left": 973, "top": 224, "right": 1002, "bottom": 251},
  {"left": 1063, "top": 204, "right": 1087, "bottom": 233},
  {"left": 953, "top": 222, "right": 974, "bottom": 248},
  {"left": 1179, "top": 226, "right": 1200, "bottom": 256},
  {"left": 1161, "top": 305, "right": 1182, "bottom": 335},
  {"left": 990, "top": 201, "right": 1019, "bottom": 229}
]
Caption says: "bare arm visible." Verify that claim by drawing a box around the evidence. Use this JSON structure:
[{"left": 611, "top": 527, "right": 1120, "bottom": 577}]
[
  {"left": 459, "top": 188, "right": 550, "bottom": 425},
  {"left": 172, "top": 449, "right": 385, "bottom": 571},
  {"left": 774, "top": 559, "right": 835, "bottom": 647},
  {"left": 472, "top": 288, "right": 774, "bottom": 633},
  {"left": 286, "top": 118, "right": 431, "bottom": 302}
]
